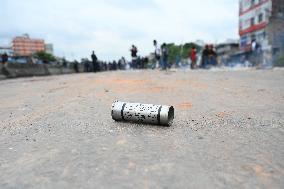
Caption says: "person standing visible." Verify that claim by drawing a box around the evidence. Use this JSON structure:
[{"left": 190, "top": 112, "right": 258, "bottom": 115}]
[
  {"left": 251, "top": 39, "right": 257, "bottom": 53},
  {"left": 201, "top": 45, "right": 209, "bottom": 68},
  {"left": 121, "top": 57, "right": 126, "bottom": 70},
  {"left": 153, "top": 40, "right": 162, "bottom": 69},
  {"left": 1, "top": 53, "right": 8, "bottom": 65},
  {"left": 84, "top": 59, "right": 90, "bottom": 72},
  {"left": 1, "top": 52, "right": 9, "bottom": 77},
  {"left": 161, "top": 43, "right": 169, "bottom": 70},
  {"left": 73, "top": 60, "right": 79, "bottom": 73},
  {"left": 113, "top": 60, "right": 118, "bottom": 70},
  {"left": 208, "top": 45, "right": 217, "bottom": 66},
  {"left": 91, "top": 51, "right": 99, "bottom": 72},
  {"left": 190, "top": 47, "right": 197, "bottom": 69},
  {"left": 175, "top": 55, "right": 181, "bottom": 68},
  {"left": 130, "top": 45, "right": 138, "bottom": 69}
]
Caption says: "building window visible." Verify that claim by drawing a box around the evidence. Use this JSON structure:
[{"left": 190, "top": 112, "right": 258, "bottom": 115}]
[
  {"left": 251, "top": 17, "right": 255, "bottom": 26},
  {"left": 258, "top": 13, "right": 263, "bottom": 23}
]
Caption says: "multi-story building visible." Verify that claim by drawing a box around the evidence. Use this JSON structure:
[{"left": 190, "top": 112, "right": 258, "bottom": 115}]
[
  {"left": 239, "top": 0, "right": 284, "bottom": 56},
  {"left": 12, "top": 34, "right": 45, "bottom": 56}
]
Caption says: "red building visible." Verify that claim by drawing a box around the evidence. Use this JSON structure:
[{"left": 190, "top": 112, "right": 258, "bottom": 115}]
[
  {"left": 239, "top": 0, "right": 284, "bottom": 53},
  {"left": 12, "top": 34, "right": 45, "bottom": 56}
]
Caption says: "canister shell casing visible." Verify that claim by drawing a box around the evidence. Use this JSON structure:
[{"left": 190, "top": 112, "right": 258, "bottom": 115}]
[{"left": 111, "top": 101, "right": 174, "bottom": 126}]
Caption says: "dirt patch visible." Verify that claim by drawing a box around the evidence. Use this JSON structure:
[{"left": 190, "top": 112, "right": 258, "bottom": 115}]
[
  {"left": 178, "top": 102, "right": 193, "bottom": 110},
  {"left": 113, "top": 79, "right": 146, "bottom": 85}
]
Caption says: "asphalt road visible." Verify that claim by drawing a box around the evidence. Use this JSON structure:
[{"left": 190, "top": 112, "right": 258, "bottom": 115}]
[{"left": 0, "top": 69, "right": 284, "bottom": 189}]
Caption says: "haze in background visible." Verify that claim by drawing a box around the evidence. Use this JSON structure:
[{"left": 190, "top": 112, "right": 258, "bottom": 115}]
[{"left": 0, "top": 0, "right": 238, "bottom": 61}]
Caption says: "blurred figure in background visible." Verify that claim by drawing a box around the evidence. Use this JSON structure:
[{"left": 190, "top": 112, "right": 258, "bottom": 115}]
[
  {"left": 250, "top": 39, "right": 263, "bottom": 66},
  {"left": 130, "top": 45, "right": 138, "bottom": 69},
  {"left": 161, "top": 43, "right": 169, "bottom": 70},
  {"left": 91, "top": 51, "right": 99, "bottom": 72},
  {"left": 208, "top": 44, "right": 217, "bottom": 66},
  {"left": 83, "top": 59, "right": 91, "bottom": 72},
  {"left": 73, "top": 60, "right": 79, "bottom": 73},
  {"left": 141, "top": 57, "right": 149, "bottom": 69},
  {"left": 175, "top": 55, "right": 181, "bottom": 68},
  {"left": 190, "top": 46, "right": 197, "bottom": 69},
  {"left": 120, "top": 57, "right": 126, "bottom": 70},
  {"left": 103, "top": 62, "right": 108, "bottom": 71},
  {"left": 251, "top": 39, "right": 257, "bottom": 53},
  {"left": 153, "top": 40, "right": 162, "bottom": 69},
  {"left": 118, "top": 58, "right": 122, "bottom": 70},
  {"left": 1, "top": 52, "right": 9, "bottom": 77},
  {"left": 137, "top": 56, "right": 142, "bottom": 69},
  {"left": 201, "top": 45, "right": 209, "bottom": 68},
  {"left": 1, "top": 53, "right": 8, "bottom": 65},
  {"left": 112, "top": 60, "right": 118, "bottom": 70}
]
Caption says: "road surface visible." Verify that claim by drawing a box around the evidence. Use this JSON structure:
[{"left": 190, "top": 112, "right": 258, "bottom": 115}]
[{"left": 0, "top": 69, "right": 284, "bottom": 189}]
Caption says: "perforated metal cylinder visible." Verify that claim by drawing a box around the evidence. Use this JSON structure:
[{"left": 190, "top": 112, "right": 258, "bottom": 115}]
[{"left": 111, "top": 101, "right": 174, "bottom": 126}]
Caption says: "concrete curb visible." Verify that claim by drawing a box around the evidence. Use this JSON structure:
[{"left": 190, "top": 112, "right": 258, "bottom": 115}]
[{"left": 0, "top": 63, "right": 81, "bottom": 79}]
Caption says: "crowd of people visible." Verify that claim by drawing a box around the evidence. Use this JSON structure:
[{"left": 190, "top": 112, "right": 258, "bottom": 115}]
[
  {"left": 81, "top": 52, "right": 150, "bottom": 73},
  {"left": 201, "top": 44, "right": 218, "bottom": 68},
  {"left": 1, "top": 40, "right": 220, "bottom": 73},
  {"left": 151, "top": 40, "right": 218, "bottom": 70},
  {"left": 129, "top": 45, "right": 149, "bottom": 69},
  {"left": 152, "top": 40, "right": 170, "bottom": 70}
]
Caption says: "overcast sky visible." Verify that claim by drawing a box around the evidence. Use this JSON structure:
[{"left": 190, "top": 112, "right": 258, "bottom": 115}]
[{"left": 1, "top": 0, "right": 239, "bottom": 61}]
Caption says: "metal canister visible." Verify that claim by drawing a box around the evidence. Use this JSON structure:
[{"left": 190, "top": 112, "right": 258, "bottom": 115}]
[{"left": 111, "top": 101, "right": 174, "bottom": 126}]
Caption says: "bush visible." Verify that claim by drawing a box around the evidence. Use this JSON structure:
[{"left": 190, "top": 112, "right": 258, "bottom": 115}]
[{"left": 34, "top": 51, "right": 56, "bottom": 63}]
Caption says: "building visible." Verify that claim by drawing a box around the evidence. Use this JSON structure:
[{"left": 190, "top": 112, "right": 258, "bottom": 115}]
[
  {"left": 12, "top": 34, "right": 45, "bottom": 56},
  {"left": 0, "top": 46, "right": 13, "bottom": 56},
  {"left": 45, "top": 44, "right": 54, "bottom": 55},
  {"left": 195, "top": 40, "right": 205, "bottom": 47},
  {"left": 239, "top": 0, "right": 284, "bottom": 56},
  {"left": 216, "top": 42, "right": 240, "bottom": 65}
]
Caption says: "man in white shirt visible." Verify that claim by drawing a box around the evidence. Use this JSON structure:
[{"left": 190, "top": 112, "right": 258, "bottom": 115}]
[
  {"left": 251, "top": 39, "right": 257, "bottom": 52},
  {"left": 153, "top": 40, "right": 162, "bottom": 69}
]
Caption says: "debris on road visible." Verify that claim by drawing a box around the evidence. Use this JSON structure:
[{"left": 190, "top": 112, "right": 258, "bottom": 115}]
[{"left": 111, "top": 101, "right": 174, "bottom": 126}]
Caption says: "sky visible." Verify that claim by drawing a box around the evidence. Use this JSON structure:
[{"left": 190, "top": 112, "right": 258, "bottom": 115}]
[{"left": 0, "top": 0, "right": 239, "bottom": 61}]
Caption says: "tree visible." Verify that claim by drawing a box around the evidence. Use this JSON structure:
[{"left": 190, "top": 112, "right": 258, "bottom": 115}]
[
  {"left": 34, "top": 51, "right": 56, "bottom": 63},
  {"left": 166, "top": 42, "right": 201, "bottom": 65}
]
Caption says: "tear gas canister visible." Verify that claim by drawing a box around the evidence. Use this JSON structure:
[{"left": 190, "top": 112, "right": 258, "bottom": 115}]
[{"left": 111, "top": 101, "right": 174, "bottom": 126}]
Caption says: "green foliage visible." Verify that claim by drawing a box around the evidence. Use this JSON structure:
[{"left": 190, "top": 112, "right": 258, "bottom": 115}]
[
  {"left": 34, "top": 51, "right": 56, "bottom": 62},
  {"left": 166, "top": 42, "right": 201, "bottom": 65}
]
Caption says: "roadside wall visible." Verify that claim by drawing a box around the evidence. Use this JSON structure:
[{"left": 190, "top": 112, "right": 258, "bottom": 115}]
[{"left": 0, "top": 63, "right": 83, "bottom": 79}]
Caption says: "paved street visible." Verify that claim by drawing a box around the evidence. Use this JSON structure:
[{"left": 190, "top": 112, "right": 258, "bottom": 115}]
[{"left": 0, "top": 69, "right": 284, "bottom": 189}]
